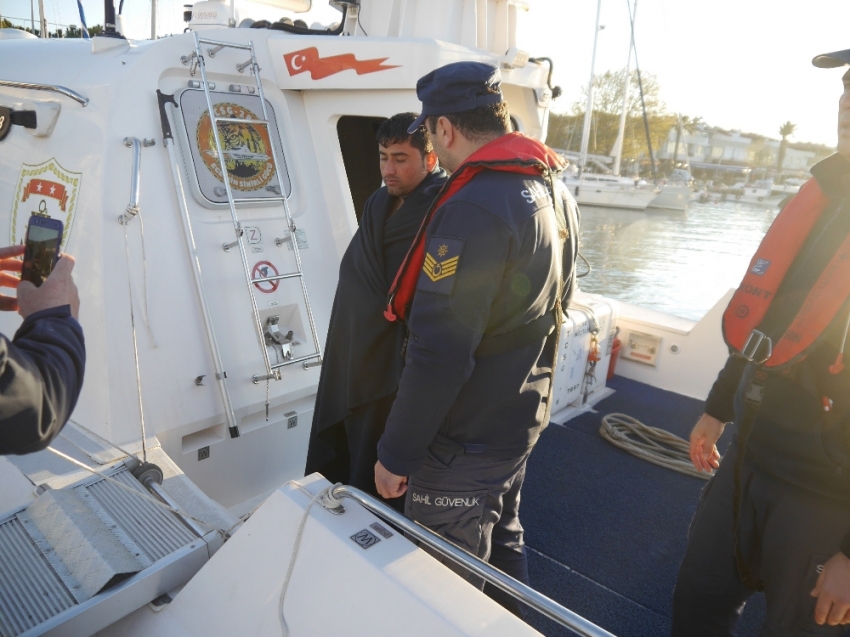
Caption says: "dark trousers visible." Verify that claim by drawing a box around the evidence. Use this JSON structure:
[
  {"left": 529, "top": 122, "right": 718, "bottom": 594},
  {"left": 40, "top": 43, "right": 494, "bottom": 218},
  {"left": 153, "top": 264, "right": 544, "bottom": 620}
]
[
  {"left": 306, "top": 393, "right": 404, "bottom": 511},
  {"left": 405, "top": 446, "right": 530, "bottom": 618},
  {"left": 672, "top": 442, "right": 850, "bottom": 637}
]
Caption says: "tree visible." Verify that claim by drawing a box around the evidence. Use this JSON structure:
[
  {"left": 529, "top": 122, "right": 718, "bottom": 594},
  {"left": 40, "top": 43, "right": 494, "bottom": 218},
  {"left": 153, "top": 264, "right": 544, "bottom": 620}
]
[
  {"left": 777, "top": 121, "right": 797, "bottom": 171},
  {"left": 546, "top": 68, "right": 675, "bottom": 175},
  {"left": 672, "top": 114, "right": 703, "bottom": 164}
]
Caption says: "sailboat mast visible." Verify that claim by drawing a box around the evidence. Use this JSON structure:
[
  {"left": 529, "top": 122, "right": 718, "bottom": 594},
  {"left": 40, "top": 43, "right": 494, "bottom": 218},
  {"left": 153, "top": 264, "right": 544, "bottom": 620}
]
[
  {"left": 151, "top": 0, "right": 156, "bottom": 38},
  {"left": 579, "top": 0, "right": 603, "bottom": 174},
  {"left": 37, "top": 0, "right": 47, "bottom": 36},
  {"left": 613, "top": 0, "right": 638, "bottom": 176}
]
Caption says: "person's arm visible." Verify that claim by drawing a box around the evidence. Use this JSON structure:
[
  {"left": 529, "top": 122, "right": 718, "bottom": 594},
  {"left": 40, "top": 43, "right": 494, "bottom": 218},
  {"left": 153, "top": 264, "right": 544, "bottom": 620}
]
[
  {"left": 688, "top": 354, "right": 746, "bottom": 472},
  {"left": 0, "top": 254, "right": 84, "bottom": 455},
  {"left": 376, "top": 202, "right": 513, "bottom": 487}
]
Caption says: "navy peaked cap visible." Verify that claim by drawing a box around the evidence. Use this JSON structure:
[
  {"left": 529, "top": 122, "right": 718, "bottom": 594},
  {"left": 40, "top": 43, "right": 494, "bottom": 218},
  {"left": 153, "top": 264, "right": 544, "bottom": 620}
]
[
  {"left": 812, "top": 49, "right": 850, "bottom": 68},
  {"left": 407, "top": 62, "right": 503, "bottom": 133}
]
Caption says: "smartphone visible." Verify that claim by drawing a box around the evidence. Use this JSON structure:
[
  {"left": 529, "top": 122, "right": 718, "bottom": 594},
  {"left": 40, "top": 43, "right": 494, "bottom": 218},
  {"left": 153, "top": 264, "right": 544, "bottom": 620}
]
[{"left": 21, "top": 215, "right": 64, "bottom": 287}]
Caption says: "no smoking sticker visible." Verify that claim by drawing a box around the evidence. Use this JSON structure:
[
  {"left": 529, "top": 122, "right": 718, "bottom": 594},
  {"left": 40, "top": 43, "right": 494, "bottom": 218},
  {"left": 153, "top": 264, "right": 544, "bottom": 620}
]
[{"left": 252, "top": 260, "right": 279, "bottom": 293}]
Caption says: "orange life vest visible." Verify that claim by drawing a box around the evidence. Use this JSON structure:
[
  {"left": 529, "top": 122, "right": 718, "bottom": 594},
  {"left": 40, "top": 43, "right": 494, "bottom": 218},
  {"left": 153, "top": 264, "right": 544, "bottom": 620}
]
[
  {"left": 384, "top": 132, "right": 565, "bottom": 322},
  {"left": 722, "top": 178, "right": 850, "bottom": 368}
]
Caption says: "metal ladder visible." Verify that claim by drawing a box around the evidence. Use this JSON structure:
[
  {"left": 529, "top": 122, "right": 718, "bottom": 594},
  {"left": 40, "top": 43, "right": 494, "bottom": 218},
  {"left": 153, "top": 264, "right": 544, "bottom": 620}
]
[{"left": 191, "top": 32, "right": 322, "bottom": 383}]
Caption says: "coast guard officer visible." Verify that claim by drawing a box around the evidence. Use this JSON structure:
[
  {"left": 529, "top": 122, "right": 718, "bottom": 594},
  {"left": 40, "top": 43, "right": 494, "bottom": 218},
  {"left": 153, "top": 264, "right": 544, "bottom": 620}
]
[
  {"left": 673, "top": 49, "right": 850, "bottom": 635},
  {"left": 374, "top": 62, "right": 579, "bottom": 615}
]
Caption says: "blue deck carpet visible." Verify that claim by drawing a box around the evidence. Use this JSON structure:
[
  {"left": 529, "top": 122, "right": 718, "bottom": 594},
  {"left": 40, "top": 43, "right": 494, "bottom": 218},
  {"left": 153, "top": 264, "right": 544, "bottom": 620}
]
[{"left": 522, "top": 375, "right": 767, "bottom": 637}]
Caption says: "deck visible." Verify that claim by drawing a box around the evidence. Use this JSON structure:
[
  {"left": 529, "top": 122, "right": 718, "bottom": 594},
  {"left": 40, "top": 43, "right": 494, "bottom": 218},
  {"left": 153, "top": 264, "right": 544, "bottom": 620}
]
[{"left": 522, "top": 375, "right": 767, "bottom": 637}]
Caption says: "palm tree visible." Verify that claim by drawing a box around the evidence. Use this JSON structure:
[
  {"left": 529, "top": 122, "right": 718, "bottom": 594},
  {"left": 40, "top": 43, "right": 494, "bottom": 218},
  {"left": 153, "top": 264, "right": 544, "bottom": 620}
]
[
  {"left": 672, "top": 115, "right": 703, "bottom": 164},
  {"left": 777, "top": 121, "right": 797, "bottom": 171}
]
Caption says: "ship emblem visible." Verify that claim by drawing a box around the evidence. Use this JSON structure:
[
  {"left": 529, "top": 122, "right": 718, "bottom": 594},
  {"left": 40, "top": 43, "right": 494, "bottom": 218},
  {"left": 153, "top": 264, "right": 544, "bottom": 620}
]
[
  {"left": 196, "top": 103, "right": 276, "bottom": 192},
  {"left": 10, "top": 159, "right": 82, "bottom": 249}
]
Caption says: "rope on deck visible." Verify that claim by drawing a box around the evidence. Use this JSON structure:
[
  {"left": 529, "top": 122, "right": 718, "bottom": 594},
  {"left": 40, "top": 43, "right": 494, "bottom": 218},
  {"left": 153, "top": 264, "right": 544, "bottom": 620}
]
[{"left": 599, "top": 413, "right": 717, "bottom": 481}]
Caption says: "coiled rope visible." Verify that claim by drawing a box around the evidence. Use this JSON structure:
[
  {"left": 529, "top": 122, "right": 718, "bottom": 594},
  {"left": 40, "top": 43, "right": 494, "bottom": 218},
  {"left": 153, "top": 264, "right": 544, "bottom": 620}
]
[{"left": 599, "top": 413, "right": 716, "bottom": 480}]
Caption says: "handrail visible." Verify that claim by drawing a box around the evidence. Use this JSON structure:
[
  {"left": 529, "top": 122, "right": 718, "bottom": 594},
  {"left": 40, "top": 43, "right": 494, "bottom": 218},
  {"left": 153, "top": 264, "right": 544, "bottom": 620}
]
[
  {"left": 121, "top": 137, "right": 143, "bottom": 223},
  {"left": 0, "top": 80, "right": 89, "bottom": 106},
  {"left": 329, "top": 485, "right": 617, "bottom": 637}
]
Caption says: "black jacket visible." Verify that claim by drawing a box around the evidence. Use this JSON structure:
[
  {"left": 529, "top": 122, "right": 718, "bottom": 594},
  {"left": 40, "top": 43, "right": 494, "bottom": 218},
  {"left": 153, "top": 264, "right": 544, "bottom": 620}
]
[
  {"left": 0, "top": 305, "right": 86, "bottom": 455},
  {"left": 706, "top": 154, "right": 850, "bottom": 504}
]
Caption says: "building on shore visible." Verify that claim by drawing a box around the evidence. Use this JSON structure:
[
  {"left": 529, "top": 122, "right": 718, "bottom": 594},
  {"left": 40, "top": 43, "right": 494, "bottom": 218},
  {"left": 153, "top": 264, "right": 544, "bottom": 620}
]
[{"left": 657, "top": 124, "right": 834, "bottom": 184}]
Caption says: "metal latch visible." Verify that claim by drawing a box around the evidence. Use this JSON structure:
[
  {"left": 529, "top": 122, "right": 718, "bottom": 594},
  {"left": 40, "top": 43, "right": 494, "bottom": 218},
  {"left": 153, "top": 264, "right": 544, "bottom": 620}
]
[
  {"left": 741, "top": 330, "right": 772, "bottom": 364},
  {"left": 264, "top": 316, "right": 298, "bottom": 363}
]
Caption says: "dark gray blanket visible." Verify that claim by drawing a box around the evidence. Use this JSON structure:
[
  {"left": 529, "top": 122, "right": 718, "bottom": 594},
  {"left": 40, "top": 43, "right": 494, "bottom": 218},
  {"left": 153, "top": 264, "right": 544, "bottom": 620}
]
[{"left": 305, "top": 169, "right": 446, "bottom": 478}]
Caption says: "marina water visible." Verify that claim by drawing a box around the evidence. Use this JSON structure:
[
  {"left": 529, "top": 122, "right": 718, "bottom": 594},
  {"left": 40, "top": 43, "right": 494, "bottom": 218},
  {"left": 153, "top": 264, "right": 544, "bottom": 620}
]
[{"left": 577, "top": 202, "right": 780, "bottom": 321}]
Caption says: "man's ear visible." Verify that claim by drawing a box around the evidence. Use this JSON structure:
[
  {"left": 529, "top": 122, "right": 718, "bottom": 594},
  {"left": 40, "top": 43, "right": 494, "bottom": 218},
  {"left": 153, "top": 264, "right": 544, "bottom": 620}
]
[
  {"left": 425, "top": 151, "right": 438, "bottom": 172},
  {"left": 436, "top": 116, "right": 454, "bottom": 147}
]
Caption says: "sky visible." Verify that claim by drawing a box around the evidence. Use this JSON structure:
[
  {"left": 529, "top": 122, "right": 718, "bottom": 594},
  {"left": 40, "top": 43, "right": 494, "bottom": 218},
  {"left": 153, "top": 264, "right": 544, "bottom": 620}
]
[{"left": 1, "top": 0, "right": 848, "bottom": 148}]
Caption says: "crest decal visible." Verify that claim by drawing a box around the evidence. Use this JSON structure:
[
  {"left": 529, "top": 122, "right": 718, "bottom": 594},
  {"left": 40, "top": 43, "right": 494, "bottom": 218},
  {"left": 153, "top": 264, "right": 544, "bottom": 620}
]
[
  {"left": 196, "top": 102, "right": 276, "bottom": 192},
  {"left": 10, "top": 159, "right": 82, "bottom": 249}
]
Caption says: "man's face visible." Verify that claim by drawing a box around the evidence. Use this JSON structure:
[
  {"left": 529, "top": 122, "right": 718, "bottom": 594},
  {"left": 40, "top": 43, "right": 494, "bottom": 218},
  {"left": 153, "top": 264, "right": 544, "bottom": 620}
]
[
  {"left": 840, "top": 70, "right": 850, "bottom": 160},
  {"left": 379, "top": 140, "right": 430, "bottom": 197}
]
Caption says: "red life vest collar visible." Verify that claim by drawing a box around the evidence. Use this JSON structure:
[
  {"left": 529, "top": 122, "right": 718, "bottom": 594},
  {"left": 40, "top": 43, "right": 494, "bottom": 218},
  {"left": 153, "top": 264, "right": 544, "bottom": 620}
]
[
  {"left": 384, "top": 132, "right": 565, "bottom": 322},
  {"left": 722, "top": 178, "right": 850, "bottom": 368}
]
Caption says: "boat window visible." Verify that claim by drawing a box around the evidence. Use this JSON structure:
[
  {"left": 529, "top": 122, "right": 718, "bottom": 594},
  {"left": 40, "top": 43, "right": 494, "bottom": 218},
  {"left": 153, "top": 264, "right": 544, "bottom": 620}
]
[
  {"left": 177, "top": 89, "right": 292, "bottom": 206},
  {"left": 337, "top": 116, "right": 386, "bottom": 223}
]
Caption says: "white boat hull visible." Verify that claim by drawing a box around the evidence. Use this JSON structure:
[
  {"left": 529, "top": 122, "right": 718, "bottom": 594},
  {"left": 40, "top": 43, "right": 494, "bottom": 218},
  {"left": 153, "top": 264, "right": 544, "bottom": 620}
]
[
  {"left": 649, "top": 184, "right": 691, "bottom": 212},
  {"left": 563, "top": 179, "right": 658, "bottom": 210}
]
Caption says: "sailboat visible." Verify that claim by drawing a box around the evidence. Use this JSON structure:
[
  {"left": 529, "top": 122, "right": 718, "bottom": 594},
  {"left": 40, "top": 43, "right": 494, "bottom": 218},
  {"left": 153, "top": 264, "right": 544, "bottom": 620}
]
[{"left": 561, "top": 0, "right": 659, "bottom": 211}]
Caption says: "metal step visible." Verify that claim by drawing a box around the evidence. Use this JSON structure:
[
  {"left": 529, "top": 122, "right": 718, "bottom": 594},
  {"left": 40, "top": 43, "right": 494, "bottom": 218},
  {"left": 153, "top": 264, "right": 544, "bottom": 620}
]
[{"left": 0, "top": 467, "right": 201, "bottom": 637}]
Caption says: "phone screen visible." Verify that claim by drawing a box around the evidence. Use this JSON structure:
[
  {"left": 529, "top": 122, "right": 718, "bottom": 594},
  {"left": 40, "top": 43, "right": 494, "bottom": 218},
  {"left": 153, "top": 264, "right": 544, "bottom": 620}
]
[{"left": 22, "top": 223, "right": 61, "bottom": 287}]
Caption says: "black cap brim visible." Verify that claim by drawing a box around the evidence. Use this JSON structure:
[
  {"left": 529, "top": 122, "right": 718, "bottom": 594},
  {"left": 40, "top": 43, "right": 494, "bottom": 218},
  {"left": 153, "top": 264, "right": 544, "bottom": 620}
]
[
  {"left": 812, "top": 49, "right": 850, "bottom": 68},
  {"left": 407, "top": 112, "right": 427, "bottom": 134}
]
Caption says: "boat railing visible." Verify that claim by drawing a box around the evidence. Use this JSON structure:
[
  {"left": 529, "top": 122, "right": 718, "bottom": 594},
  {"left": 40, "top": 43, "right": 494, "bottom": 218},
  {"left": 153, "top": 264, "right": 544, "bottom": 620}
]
[
  {"left": 329, "top": 484, "right": 617, "bottom": 637},
  {"left": 0, "top": 79, "right": 89, "bottom": 106}
]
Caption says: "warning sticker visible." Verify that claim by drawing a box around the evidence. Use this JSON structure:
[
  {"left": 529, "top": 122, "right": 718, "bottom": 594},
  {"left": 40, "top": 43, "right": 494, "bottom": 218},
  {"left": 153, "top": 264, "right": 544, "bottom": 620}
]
[{"left": 252, "top": 260, "right": 279, "bottom": 294}]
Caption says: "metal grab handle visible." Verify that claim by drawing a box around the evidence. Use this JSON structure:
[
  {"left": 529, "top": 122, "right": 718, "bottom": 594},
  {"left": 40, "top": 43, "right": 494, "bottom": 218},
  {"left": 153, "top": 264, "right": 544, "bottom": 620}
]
[
  {"left": 329, "top": 485, "right": 617, "bottom": 637},
  {"left": 120, "top": 137, "right": 155, "bottom": 224},
  {"left": 0, "top": 79, "right": 89, "bottom": 106}
]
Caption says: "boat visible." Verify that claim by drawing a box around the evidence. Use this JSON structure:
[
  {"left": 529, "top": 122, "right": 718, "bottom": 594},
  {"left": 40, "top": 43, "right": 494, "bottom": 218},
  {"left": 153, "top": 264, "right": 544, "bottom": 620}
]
[
  {"left": 568, "top": 0, "right": 659, "bottom": 213},
  {"left": 647, "top": 168, "right": 692, "bottom": 212},
  {"left": 561, "top": 171, "right": 659, "bottom": 210},
  {"left": 0, "top": 1, "right": 770, "bottom": 635}
]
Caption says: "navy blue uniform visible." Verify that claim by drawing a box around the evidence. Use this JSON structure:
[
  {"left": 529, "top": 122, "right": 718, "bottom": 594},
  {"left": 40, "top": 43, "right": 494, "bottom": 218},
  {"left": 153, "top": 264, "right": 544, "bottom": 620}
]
[
  {"left": 378, "top": 167, "right": 578, "bottom": 614},
  {"left": 0, "top": 305, "right": 86, "bottom": 455},
  {"left": 672, "top": 154, "right": 850, "bottom": 636}
]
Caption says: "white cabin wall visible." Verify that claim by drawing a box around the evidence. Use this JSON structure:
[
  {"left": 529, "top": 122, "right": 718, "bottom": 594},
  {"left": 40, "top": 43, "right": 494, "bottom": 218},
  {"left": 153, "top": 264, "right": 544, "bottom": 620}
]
[
  {"left": 0, "top": 47, "right": 144, "bottom": 447},
  {"left": 614, "top": 290, "right": 732, "bottom": 401},
  {"left": 360, "top": 0, "right": 530, "bottom": 56}
]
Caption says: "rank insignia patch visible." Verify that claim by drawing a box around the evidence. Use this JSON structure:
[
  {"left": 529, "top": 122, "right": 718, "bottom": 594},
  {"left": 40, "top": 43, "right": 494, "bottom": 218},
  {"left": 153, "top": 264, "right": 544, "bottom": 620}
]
[{"left": 417, "top": 236, "right": 464, "bottom": 295}]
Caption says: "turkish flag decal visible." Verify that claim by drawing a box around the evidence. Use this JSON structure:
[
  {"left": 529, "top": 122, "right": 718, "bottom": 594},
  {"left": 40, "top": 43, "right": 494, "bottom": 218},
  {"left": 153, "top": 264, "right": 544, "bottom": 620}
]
[{"left": 283, "top": 47, "right": 399, "bottom": 80}]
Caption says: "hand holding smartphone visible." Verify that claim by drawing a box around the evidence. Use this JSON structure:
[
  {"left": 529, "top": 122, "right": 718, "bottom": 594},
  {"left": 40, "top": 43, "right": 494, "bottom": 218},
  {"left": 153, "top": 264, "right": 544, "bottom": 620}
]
[{"left": 21, "top": 215, "right": 64, "bottom": 287}]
